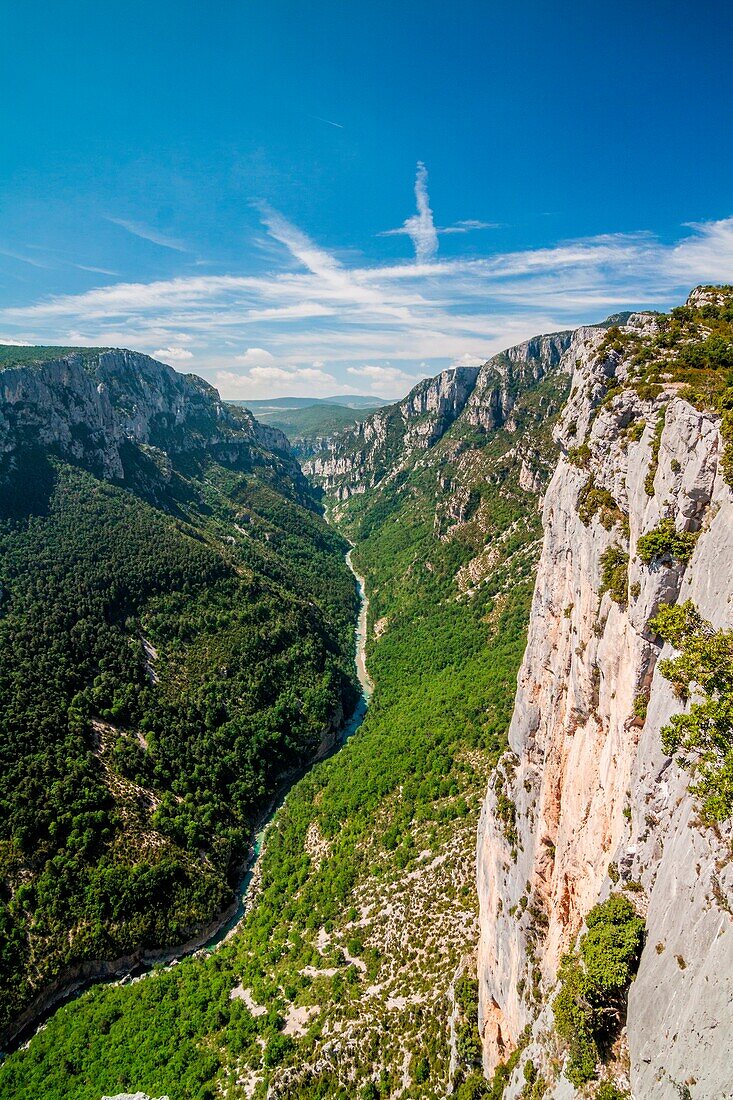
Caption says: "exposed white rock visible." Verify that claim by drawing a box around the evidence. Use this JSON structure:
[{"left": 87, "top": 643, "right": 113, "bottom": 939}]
[
  {"left": 102, "top": 1093, "right": 170, "bottom": 1100},
  {"left": 0, "top": 348, "right": 297, "bottom": 485},
  {"left": 304, "top": 366, "right": 480, "bottom": 500},
  {"left": 305, "top": 334, "right": 574, "bottom": 502},
  {"left": 476, "top": 319, "right": 733, "bottom": 1097}
]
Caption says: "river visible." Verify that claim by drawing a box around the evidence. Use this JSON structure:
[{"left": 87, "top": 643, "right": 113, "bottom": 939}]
[
  {"left": 4, "top": 548, "right": 371, "bottom": 1054},
  {"left": 201, "top": 547, "right": 371, "bottom": 949}
]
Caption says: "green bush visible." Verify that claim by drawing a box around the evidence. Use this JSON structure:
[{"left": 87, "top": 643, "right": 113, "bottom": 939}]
[
  {"left": 454, "top": 1073, "right": 491, "bottom": 1099},
  {"left": 578, "top": 477, "right": 624, "bottom": 530},
  {"left": 553, "top": 895, "right": 644, "bottom": 1086},
  {"left": 637, "top": 519, "right": 698, "bottom": 565},
  {"left": 594, "top": 1083, "right": 630, "bottom": 1100},
  {"left": 626, "top": 418, "right": 646, "bottom": 442},
  {"left": 599, "top": 546, "right": 629, "bottom": 606},
  {"left": 568, "top": 443, "right": 591, "bottom": 468},
  {"left": 649, "top": 601, "right": 733, "bottom": 822},
  {"left": 643, "top": 411, "right": 666, "bottom": 496}
]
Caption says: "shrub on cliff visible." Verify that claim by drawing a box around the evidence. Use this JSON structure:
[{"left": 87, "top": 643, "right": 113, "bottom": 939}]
[
  {"left": 600, "top": 546, "right": 629, "bottom": 606},
  {"left": 649, "top": 601, "right": 733, "bottom": 822},
  {"left": 637, "top": 519, "right": 698, "bottom": 566},
  {"left": 553, "top": 894, "right": 644, "bottom": 1086}
]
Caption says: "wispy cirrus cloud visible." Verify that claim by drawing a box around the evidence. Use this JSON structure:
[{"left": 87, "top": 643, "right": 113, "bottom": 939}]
[
  {"left": 106, "top": 216, "right": 189, "bottom": 252},
  {"left": 2, "top": 174, "right": 733, "bottom": 399},
  {"left": 440, "top": 219, "right": 501, "bottom": 234},
  {"left": 0, "top": 247, "right": 53, "bottom": 269}
]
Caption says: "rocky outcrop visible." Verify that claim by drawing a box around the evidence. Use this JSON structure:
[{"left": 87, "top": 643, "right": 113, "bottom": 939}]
[
  {"left": 305, "top": 336, "right": 574, "bottom": 501},
  {"left": 463, "top": 332, "right": 572, "bottom": 433},
  {"left": 304, "top": 366, "right": 480, "bottom": 500},
  {"left": 476, "top": 309, "right": 733, "bottom": 1097},
  {"left": 102, "top": 1093, "right": 169, "bottom": 1100},
  {"left": 0, "top": 346, "right": 301, "bottom": 490}
]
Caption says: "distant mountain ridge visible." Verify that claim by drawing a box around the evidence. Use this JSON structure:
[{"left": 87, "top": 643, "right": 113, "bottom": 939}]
[
  {"left": 231, "top": 394, "right": 390, "bottom": 411},
  {"left": 305, "top": 331, "right": 573, "bottom": 500},
  {"left": 0, "top": 344, "right": 305, "bottom": 495}
]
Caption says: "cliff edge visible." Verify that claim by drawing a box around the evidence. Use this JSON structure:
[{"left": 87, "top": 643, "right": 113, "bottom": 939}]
[{"left": 477, "top": 289, "right": 733, "bottom": 1098}]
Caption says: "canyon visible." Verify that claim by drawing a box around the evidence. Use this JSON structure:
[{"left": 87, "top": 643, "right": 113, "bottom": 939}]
[{"left": 1, "top": 288, "right": 732, "bottom": 1100}]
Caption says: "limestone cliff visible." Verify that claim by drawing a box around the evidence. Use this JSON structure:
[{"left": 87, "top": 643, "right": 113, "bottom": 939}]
[
  {"left": 0, "top": 346, "right": 303, "bottom": 492},
  {"left": 304, "top": 366, "right": 480, "bottom": 500},
  {"left": 305, "top": 336, "right": 575, "bottom": 502},
  {"left": 477, "top": 296, "right": 733, "bottom": 1098},
  {"left": 463, "top": 332, "right": 572, "bottom": 434}
]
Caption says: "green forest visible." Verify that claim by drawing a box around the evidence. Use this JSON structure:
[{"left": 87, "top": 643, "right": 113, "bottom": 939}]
[
  {"left": 0, "top": 432, "right": 358, "bottom": 1033},
  {"left": 0, "top": 349, "right": 568, "bottom": 1097}
]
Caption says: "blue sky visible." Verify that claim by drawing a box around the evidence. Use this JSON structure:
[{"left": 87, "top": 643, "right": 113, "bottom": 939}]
[{"left": 1, "top": 1, "right": 732, "bottom": 399}]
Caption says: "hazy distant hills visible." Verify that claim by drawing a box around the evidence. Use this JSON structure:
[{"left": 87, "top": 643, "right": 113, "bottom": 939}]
[
  {"left": 232, "top": 394, "right": 389, "bottom": 411},
  {"left": 230, "top": 395, "right": 390, "bottom": 454}
]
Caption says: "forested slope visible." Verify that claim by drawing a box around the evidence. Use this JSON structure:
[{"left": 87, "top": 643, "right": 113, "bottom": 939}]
[
  {"left": 0, "top": 347, "right": 358, "bottom": 1039},
  {"left": 0, "top": 330, "right": 572, "bottom": 1098}
]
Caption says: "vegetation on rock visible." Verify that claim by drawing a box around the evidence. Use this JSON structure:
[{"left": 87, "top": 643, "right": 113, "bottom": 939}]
[
  {"left": 637, "top": 519, "right": 698, "bottom": 566},
  {"left": 553, "top": 895, "right": 644, "bottom": 1087},
  {"left": 599, "top": 546, "right": 629, "bottom": 606},
  {"left": 650, "top": 601, "right": 733, "bottom": 822}
]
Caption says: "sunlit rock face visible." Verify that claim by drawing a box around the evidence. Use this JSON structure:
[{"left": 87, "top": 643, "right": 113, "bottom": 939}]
[
  {"left": 102, "top": 1093, "right": 170, "bottom": 1100},
  {"left": 0, "top": 346, "right": 305, "bottom": 491},
  {"left": 305, "top": 333, "right": 574, "bottom": 502},
  {"left": 476, "top": 311, "right": 733, "bottom": 1098}
]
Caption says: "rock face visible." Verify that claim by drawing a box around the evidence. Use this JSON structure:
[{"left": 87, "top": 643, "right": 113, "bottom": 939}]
[
  {"left": 0, "top": 346, "right": 301, "bottom": 489},
  {"left": 102, "top": 1094, "right": 170, "bottom": 1100},
  {"left": 304, "top": 366, "right": 480, "bottom": 500},
  {"left": 463, "top": 333, "right": 572, "bottom": 433},
  {"left": 476, "top": 312, "right": 733, "bottom": 1097},
  {"left": 305, "top": 337, "right": 573, "bottom": 501}
]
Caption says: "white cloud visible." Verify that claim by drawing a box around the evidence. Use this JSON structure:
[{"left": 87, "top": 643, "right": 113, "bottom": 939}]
[
  {"left": 347, "top": 363, "right": 427, "bottom": 395},
  {"left": 450, "top": 352, "right": 485, "bottom": 367},
  {"left": 153, "top": 345, "right": 194, "bottom": 362},
  {"left": 216, "top": 363, "right": 337, "bottom": 399},
  {"left": 440, "top": 219, "right": 501, "bottom": 234},
  {"left": 381, "top": 161, "right": 439, "bottom": 263},
  {"left": 106, "top": 217, "right": 188, "bottom": 252},
  {"left": 381, "top": 168, "right": 498, "bottom": 250},
  {"left": 235, "top": 347, "right": 277, "bottom": 367},
  {"left": 2, "top": 194, "right": 733, "bottom": 404},
  {"left": 0, "top": 247, "right": 52, "bottom": 269},
  {"left": 74, "top": 264, "right": 121, "bottom": 276}
]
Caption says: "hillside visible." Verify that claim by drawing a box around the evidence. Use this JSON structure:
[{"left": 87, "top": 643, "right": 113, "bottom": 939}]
[
  {"left": 226, "top": 397, "right": 390, "bottom": 461},
  {"left": 0, "top": 346, "right": 358, "bottom": 1042},
  {"left": 477, "top": 287, "right": 733, "bottom": 1098},
  {"left": 235, "top": 403, "right": 378, "bottom": 458},
  {"left": 0, "top": 328, "right": 575, "bottom": 1098},
  {"left": 2, "top": 293, "right": 733, "bottom": 1100}
]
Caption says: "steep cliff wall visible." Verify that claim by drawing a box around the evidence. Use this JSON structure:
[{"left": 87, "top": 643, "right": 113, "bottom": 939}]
[
  {"left": 463, "top": 332, "right": 572, "bottom": 433},
  {"left": 305, "top": 336, "right": 574, "bottom": 502},
  {"left": 0, "top": 346, "right": 300, "bottom": 489},
  {"left": 304, "top": 366, "right": 480, "bottom": 499},
  {"left": 477, "top": 299, "right": 733, "bottom": 1098}
]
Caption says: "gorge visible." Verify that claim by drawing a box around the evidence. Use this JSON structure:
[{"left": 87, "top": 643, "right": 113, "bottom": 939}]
[{"left": 1, "top": 287, "right": 732, "bottom": 1100}]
